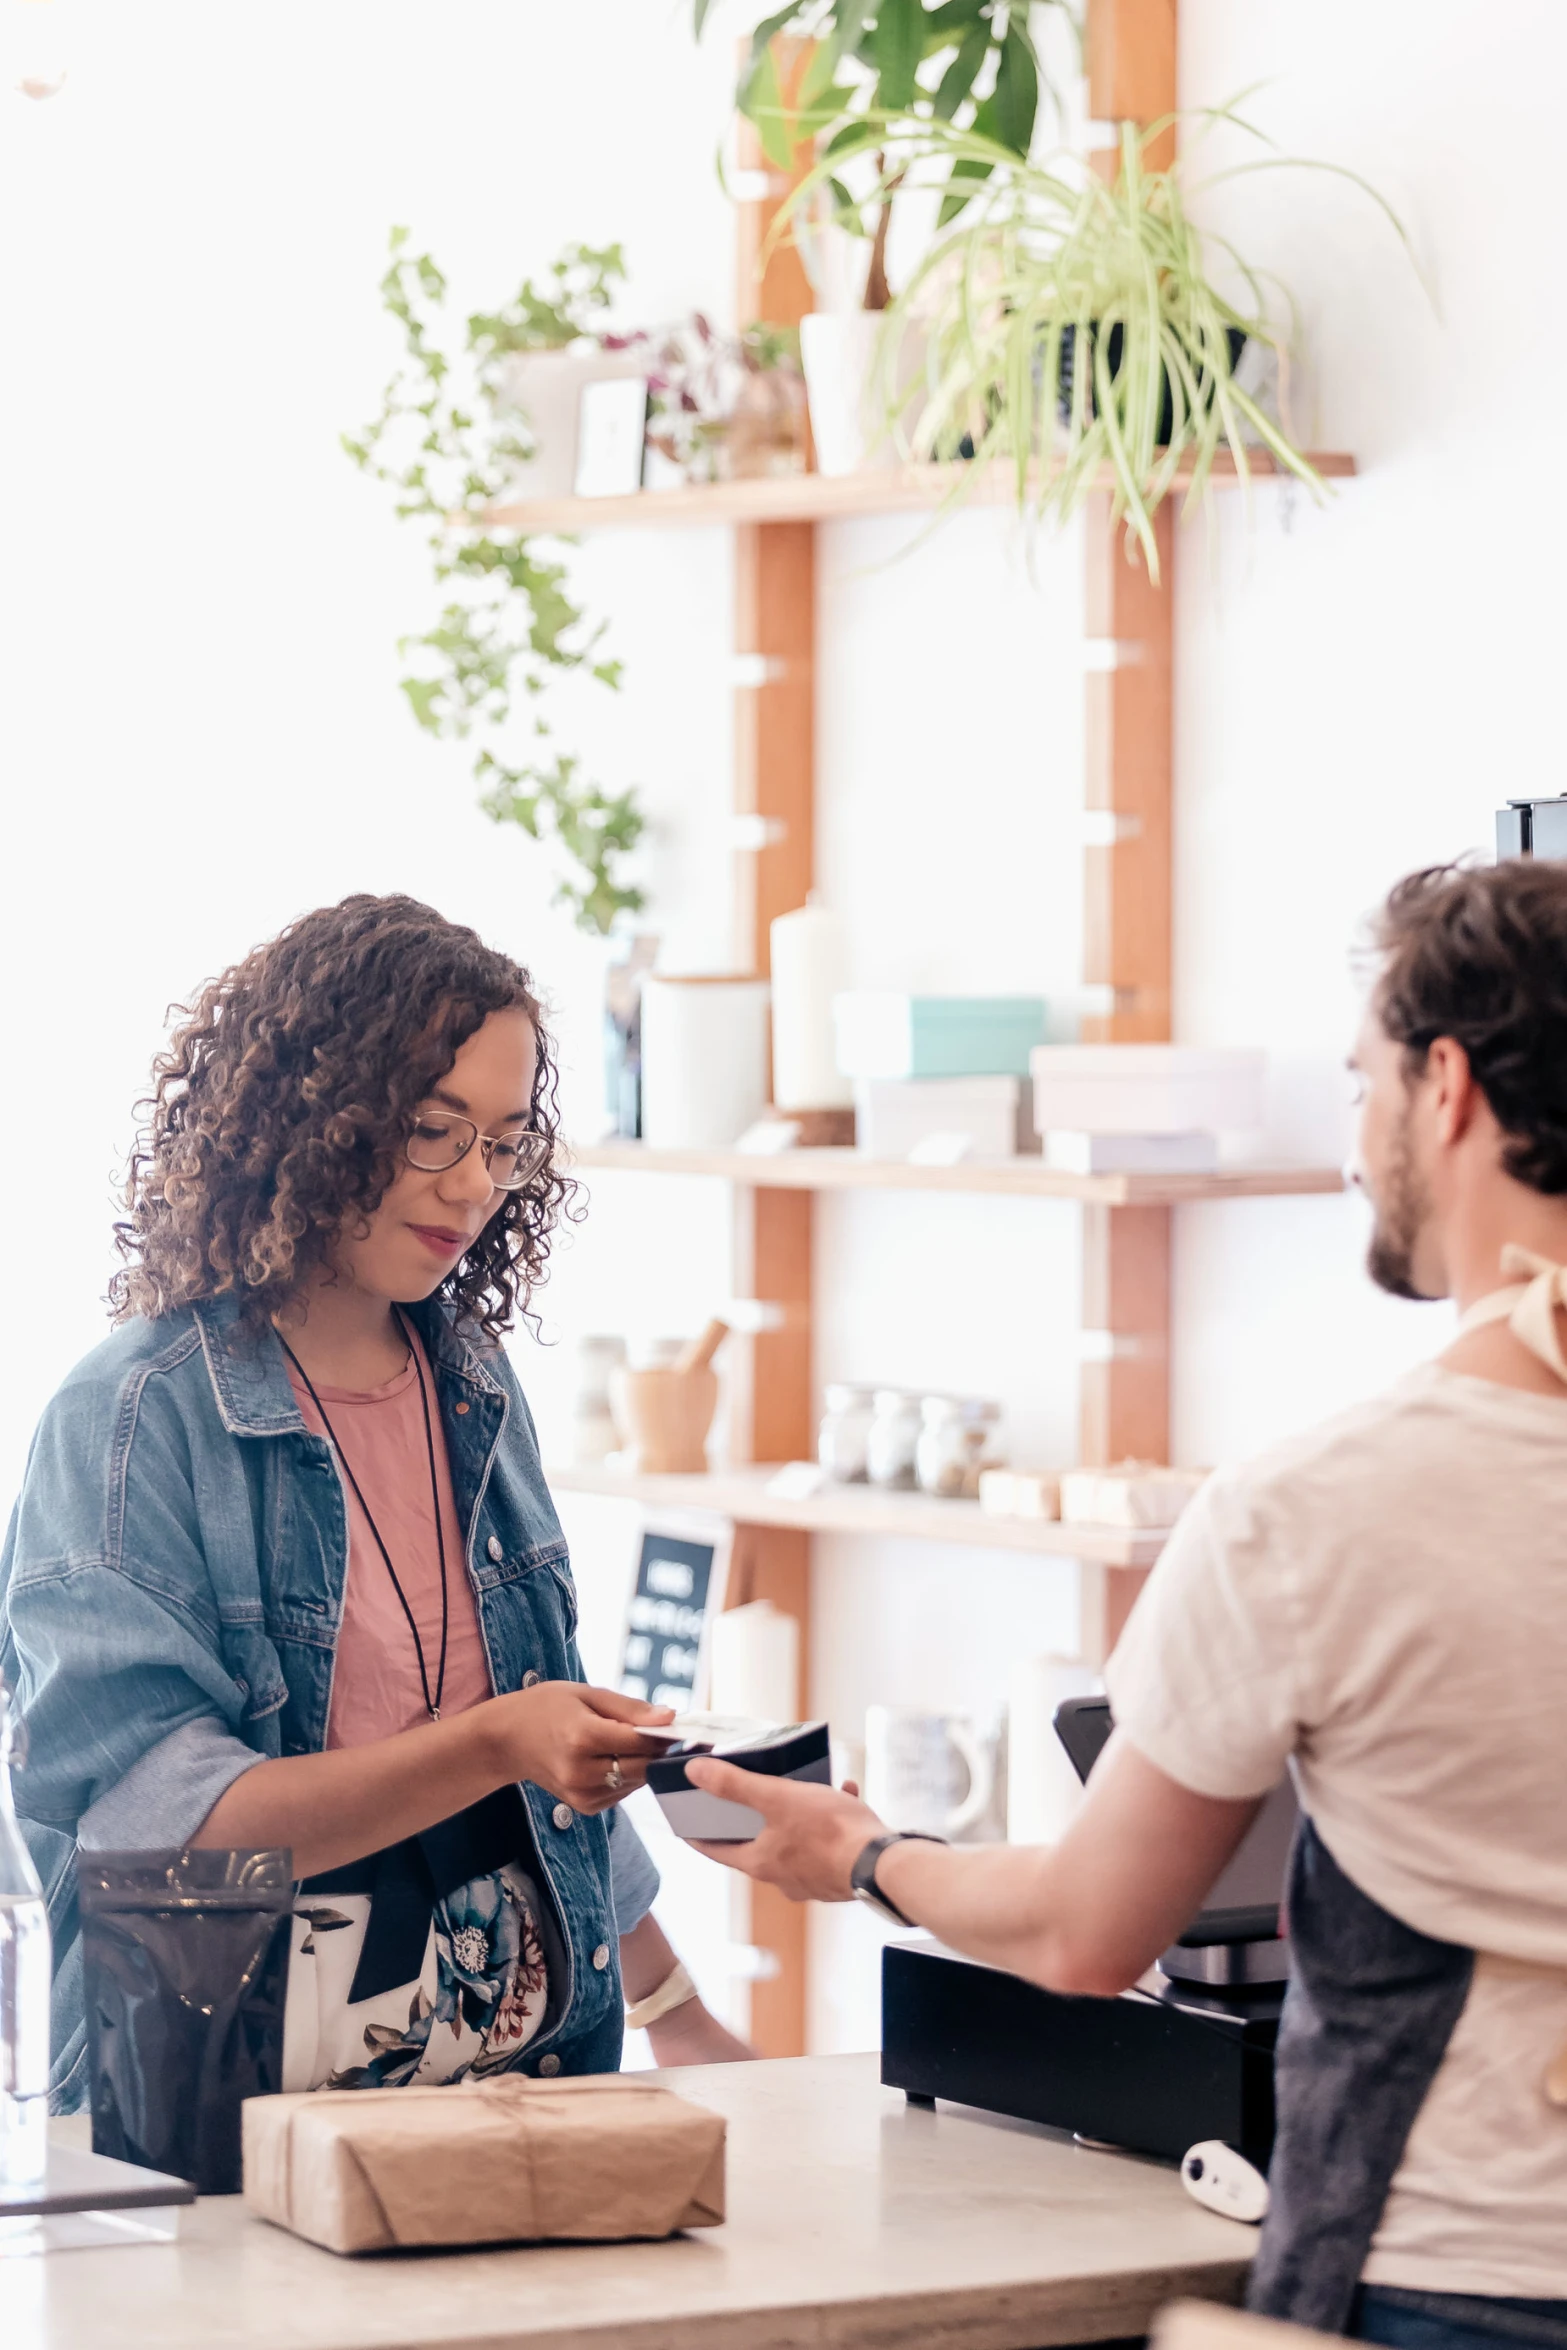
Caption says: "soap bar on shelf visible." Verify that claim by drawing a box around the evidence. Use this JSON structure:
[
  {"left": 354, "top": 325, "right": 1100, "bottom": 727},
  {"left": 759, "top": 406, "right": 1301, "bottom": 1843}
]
[
  {"left": 978, "top": 1469, "right": 1061, "bottom": 1522},
  {"left": 835, "top": 994, "right": 1048, "bottom": 1081},
  {"left": 1031, "top": 1046, "right": 1264, "bottom": 1137},
  {"left": 1057, "top": 1462, "right": 1208, "bottom": 1528},
  {"left": 855, "top": 1075, "right": 1025, "bottom": 1160},
  {"left": 1042, "top": 1130, "right": 1218, "bottom": 1175}
]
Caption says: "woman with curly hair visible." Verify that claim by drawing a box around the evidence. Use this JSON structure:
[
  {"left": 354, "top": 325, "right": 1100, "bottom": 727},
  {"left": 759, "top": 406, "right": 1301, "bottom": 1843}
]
[{"left": 0, "top": 893, "right": 748, "bottom": 2103}]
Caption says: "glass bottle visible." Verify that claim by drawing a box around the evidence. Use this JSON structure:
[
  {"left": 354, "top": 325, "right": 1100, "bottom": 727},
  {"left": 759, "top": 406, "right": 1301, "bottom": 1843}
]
[
  {"left": 915, "top": 1395, "right": 1004, "bottom": 1499},
  {"left": 721, "top": 361, "right": 808, "bottom": 480},
  {"left": 0, "top": 1683, "right": 49, "bottom": 2190}
]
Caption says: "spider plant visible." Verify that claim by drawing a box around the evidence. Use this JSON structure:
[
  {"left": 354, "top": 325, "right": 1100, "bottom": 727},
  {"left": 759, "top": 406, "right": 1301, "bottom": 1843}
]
[{"left": 780, "top": 104, "right": 1410, "bottom": 575}]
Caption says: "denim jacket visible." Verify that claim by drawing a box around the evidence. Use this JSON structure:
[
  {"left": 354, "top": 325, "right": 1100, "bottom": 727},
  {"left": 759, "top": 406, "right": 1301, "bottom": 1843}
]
[{"left": 0, "top": 1294, "right": 655, "bottom": 2107}]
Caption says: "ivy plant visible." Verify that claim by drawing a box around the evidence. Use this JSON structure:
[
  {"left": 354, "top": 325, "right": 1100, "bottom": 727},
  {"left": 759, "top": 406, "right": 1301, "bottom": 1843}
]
[{"left": 344, "top": 231, "right": 646, "bottom": 934}]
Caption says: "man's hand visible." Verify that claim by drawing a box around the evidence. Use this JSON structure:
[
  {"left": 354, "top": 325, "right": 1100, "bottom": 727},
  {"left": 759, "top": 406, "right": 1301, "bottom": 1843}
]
[{"left": 686, "top": 1757, "right": 884, "bottom": 1901}]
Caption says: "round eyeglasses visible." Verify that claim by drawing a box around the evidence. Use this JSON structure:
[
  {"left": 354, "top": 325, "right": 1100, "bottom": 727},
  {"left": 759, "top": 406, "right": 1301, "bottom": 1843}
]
[{"left": 405, "top": 1111, "right": 552, "bottom": 1191}]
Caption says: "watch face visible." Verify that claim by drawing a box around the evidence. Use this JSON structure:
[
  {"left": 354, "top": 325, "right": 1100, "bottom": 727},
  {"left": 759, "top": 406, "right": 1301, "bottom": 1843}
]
[{"left": 852, "top": 1883, "right": 903, "bottom": 1926}]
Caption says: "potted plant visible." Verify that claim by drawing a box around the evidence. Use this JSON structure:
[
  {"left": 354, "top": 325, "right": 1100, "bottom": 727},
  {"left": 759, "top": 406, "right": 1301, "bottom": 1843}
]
[
  {"left": 788, "top": 105, "right": 1411, "bottom": 570},
  {"left": 696, "top": 1, "right": 1071, "bottom": 472},
  {"left": 634, "top": 317, "right": 808, "bottom": 485}
]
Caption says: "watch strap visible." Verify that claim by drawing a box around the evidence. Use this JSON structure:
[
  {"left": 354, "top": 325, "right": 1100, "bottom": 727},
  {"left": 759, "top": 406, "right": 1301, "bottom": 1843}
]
[{"left": 850, "top": 1830, "right": 946, "bottom": 1928}]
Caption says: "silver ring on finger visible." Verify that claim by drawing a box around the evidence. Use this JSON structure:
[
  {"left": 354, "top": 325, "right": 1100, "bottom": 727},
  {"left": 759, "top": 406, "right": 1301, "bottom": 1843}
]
[{"left": 604, "top": 1758, "right": 624, "bottom": 1792}]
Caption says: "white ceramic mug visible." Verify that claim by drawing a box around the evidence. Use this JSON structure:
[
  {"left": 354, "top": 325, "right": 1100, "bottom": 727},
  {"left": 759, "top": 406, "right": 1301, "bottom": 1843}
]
[{"left": 863, "top": 1706, "right": 994, "bottom": 1840}]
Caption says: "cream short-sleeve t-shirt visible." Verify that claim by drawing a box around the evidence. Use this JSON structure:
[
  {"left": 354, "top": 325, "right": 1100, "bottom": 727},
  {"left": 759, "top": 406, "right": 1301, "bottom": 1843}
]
[{"left": 1105, "top": 1362, "right": 1567, "bottom": 2300}]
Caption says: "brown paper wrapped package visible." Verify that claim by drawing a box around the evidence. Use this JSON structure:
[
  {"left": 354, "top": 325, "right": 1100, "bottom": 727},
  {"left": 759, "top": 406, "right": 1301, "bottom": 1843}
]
[{"left": 242, "top": 2075, "right": 726, "bottom": 2254}]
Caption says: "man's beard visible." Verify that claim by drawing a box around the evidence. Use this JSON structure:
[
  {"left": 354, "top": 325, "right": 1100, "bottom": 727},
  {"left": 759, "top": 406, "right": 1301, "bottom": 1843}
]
[{"left": 1365, "top": 1112, "right": 1433, "bottom": 1301}]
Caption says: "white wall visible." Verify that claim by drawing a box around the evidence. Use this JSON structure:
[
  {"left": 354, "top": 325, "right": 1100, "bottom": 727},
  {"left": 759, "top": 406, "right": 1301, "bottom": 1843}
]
[
  {"left": 1, "top": 0, "right": 1547, "bottom": 2050},
  {"left": 0, "top": 0, "right": 741, "bottom": 1496}
]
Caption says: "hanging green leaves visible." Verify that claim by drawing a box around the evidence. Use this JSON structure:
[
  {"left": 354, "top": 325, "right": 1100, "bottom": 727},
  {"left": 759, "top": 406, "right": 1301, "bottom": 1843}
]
[{"left": 343, "top": 231, "right": 646, "bottom": 935}]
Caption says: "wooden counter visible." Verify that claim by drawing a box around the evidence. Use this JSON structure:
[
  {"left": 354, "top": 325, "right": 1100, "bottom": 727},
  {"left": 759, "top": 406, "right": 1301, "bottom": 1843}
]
[{"left": 20, "top": 2054, "right": 1255, "bottom": 2350}]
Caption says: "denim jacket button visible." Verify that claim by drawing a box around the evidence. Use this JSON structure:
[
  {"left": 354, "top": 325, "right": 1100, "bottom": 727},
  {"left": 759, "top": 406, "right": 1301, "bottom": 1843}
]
[
  {"left": 454, "top": 1401, "right": 469, "bottom": 1415},
  {"left": 522, "top": 1670, "right": 541, "bottom": 1689},
  {"left": 592, "top": 1943, "right": 610, "bottom": 1971},
  {"left": 552, "top": 1802, "right": 574, "bottom": 1831},
  {"left": 486, "top": 1535, "right": 504, "bottom": 1563},
  {"left": 537, "top": 2053, "right": 561, "bottom": 2077}
]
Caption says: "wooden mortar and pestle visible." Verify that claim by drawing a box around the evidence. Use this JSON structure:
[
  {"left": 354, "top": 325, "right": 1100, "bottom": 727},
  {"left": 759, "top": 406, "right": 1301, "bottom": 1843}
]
[{"left": 609, "top": 1320, "right": 728, "bottom": 1474}]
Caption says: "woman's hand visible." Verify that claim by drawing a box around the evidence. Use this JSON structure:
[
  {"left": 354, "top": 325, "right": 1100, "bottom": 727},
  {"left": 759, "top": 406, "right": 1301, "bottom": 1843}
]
[{"left": 488, "top": 1682, "right": 674, "bottom": 1813}]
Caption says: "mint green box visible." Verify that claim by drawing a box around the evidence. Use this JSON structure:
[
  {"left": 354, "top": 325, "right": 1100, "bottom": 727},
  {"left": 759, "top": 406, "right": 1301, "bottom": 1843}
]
[{"left": 833, "top": 994, "right": 1049, "bottom": 1081}]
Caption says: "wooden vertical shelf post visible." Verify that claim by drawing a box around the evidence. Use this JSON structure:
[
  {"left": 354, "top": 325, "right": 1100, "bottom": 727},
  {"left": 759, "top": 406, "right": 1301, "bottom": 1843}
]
[
  {"left": 728, "top": 40, "right": 816, "bottom": 2057},
  {"left": 1078, "top": 0, "right": 1177, "bottom": 1659}
]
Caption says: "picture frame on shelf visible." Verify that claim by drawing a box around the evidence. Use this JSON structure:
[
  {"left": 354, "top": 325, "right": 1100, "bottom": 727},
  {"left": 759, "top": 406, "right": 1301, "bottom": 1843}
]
[
  {"left": 575, "top": 375, "right": 651, "bottom": 498},
  {"left": 618, "top": 1510, "right": 734, "bottom": 1713}
]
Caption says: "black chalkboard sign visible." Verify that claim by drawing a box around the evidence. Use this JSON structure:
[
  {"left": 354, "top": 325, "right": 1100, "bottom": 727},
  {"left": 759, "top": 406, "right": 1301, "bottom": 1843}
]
[{"left": 618, "top": 1517, "right": 731, "bottom": 1712}]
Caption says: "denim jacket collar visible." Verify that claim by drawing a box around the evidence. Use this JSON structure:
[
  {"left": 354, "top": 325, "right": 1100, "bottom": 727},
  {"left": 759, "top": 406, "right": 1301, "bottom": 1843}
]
[{"left": 191, "top": 1292, "right": 505, "bottom": 1439}]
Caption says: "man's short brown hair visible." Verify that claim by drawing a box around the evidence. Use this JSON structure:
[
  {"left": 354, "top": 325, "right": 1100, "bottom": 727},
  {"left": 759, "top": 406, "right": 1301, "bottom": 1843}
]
[{"left": 1374, "top": 859, "right": 1567, "bottom": 1195}]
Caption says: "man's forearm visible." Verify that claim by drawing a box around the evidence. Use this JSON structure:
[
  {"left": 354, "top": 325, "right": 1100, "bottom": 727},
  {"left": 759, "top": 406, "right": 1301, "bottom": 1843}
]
[
  {"left": 874, "top": 1838, "right": 1079, "bottom": 1985},
  {"left": 686, "top": 1738, "right": 1261, "bottom": 2001},
  {"left": 192, "top": 1707, "right": 506, "bottom": 1880},
  {"left": 873, "top": 1748, "right": 1262, "bottom": 1997}
]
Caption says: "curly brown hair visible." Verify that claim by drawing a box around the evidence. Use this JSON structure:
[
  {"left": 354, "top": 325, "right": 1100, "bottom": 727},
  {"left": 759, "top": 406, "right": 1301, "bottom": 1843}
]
[
  {"left": 1373, "top": 858, "right": 1567, "bottom": 1195},
  {"left": 111, "top": 894, "right": 576, "bottom": 1340}
]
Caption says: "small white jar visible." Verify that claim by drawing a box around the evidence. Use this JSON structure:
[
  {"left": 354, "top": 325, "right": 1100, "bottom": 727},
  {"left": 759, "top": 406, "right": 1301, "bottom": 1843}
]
[
  {"left": 866, "top": 1390, "right": 923, "bottom": 1489},
  {"left": 570, "top": 1334, "right": 627, "bottom": 1466},
  {"left": 817, "top": 1383, "right": 878, "bottom": 1483}
]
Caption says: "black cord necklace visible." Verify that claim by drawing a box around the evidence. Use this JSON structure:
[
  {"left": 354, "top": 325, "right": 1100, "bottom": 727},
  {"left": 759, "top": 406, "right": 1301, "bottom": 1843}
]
[{"left": 279, "top": 1308, "right": 451, "bottom": 1721}]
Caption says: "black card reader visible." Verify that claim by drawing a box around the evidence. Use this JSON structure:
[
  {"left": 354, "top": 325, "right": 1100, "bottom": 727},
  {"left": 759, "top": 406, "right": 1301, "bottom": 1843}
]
[{"left": 646, "top": 1719, "right": 831, "bottom": 1841}]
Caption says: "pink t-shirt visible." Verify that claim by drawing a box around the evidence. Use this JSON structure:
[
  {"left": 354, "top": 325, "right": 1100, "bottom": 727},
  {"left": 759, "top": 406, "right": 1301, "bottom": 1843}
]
[{"left": 286, "top": 1329, "right": 493, "bottom": 1747}]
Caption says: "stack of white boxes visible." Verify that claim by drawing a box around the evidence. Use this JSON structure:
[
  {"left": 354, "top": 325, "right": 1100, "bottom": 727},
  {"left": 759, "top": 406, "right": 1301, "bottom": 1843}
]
[
  {"left": 833, "top": 994, "right": 1049, "bottom": 1161},
  {"left": 1029, "top": 1046, "right": 1265, "bottom": 1172}
]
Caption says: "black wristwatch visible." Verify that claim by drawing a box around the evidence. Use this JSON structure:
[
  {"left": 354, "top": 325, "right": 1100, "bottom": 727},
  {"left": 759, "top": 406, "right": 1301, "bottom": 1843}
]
[{"left": 850, "top": 1830, "right": 947, "bottom": 1928}]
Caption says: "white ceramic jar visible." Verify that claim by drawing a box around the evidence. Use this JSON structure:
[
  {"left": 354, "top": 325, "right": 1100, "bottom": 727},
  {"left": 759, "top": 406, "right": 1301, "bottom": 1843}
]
[
  {"left": 865, "top": 1390, "right": 923, "bottom": 1489},
  {"left": 569, "top": 1334, "right": 626, "bottom": 1466},
  {"left": 817, "top": 1383, "right": 877, "bottom": 1483}
]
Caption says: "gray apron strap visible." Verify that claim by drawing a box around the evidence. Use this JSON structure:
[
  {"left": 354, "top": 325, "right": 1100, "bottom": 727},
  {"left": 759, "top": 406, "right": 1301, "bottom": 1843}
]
[{"left": 1248, "top": 1818, "right": 1475, "bottom": 2333}]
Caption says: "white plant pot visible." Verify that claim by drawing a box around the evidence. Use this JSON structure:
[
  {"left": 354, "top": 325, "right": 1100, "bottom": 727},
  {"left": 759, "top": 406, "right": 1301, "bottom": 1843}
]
[{"left": 800, "top": 312, "right": 899, "bottom": 477}]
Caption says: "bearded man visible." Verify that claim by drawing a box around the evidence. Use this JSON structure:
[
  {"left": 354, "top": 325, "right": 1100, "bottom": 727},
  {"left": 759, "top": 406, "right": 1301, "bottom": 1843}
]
[{"left": 689, "top": 861, "right": 1567, "bottom": 2350}]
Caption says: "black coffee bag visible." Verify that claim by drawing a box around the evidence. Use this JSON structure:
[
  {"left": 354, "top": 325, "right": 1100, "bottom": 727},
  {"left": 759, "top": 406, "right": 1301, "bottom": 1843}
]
[{"left": 79, "top": 1847, "right": 292, "bottom": 2194}]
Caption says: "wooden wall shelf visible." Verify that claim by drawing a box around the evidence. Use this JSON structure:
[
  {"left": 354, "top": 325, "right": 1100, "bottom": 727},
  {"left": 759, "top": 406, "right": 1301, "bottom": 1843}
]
[
  {"left": 567, "top": 1139, "right": 1344, "bottom": 1208},
  {"left": 532, "top": 4, "right": 1348, "bottom": 2053},
  {"left": 477, "top": 450, "right": 1357, "bottom": 538},
  {"left": 548, "top": 1462, "right": 1170, "bottom": 1568}
]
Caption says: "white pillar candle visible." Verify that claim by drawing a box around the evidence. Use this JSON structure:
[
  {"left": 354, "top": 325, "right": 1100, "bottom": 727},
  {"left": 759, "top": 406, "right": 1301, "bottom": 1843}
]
[
  {"left": 708, "top": 1600, "right": 799, "bottom": 1723},
  {"left": 770, "top": 900, "right": 853, "bottom": 1111},
  {"left": 1006, "top": 1654, "right": 1099, "bottom": 1846}
]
